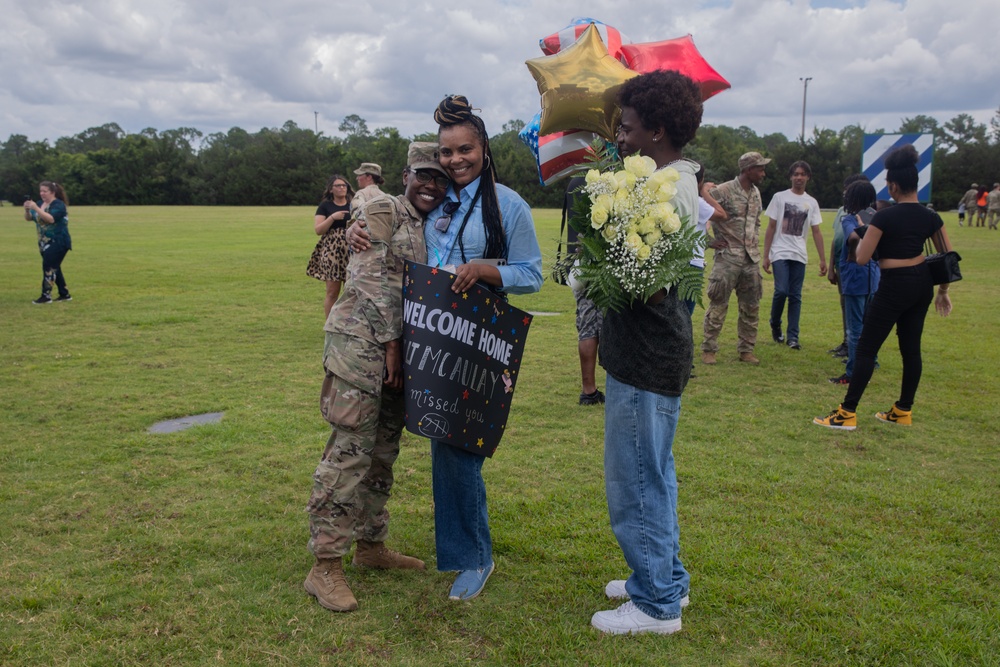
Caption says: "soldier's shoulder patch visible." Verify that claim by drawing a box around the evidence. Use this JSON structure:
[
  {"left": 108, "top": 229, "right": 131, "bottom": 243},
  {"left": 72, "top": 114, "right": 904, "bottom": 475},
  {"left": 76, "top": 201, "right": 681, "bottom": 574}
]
[{"left": 363, "top": 197, "right": 394, "bottom": 216}]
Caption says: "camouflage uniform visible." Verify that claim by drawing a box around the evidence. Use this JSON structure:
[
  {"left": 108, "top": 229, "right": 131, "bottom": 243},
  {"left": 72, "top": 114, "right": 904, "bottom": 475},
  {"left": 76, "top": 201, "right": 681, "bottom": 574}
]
[
  {"left": 307, "top": 193, "right": 428, "bottom": 560},
  {"left": 987, "top": 187, "right": 1000, "bottom": 230},
  {"left": 351, "top": 185, "right": 384, "bottom": 218},
  {"left": 702, "top": 178, "right": 764, "bottom": 355}
]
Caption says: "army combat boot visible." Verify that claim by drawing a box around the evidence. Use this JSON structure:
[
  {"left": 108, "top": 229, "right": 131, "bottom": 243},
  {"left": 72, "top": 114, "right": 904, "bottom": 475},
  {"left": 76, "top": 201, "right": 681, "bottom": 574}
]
[
  {"left": 304, "top": 557, "right": 358, "bottom": 612},
  {"left": 352, "top": 540, "right": 426, "bottom": 570}
]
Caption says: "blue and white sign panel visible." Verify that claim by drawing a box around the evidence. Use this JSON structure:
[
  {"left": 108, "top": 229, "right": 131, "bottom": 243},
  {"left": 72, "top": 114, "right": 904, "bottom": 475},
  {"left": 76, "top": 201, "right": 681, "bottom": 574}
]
[{"left": 862, "top": 133, "right": 933, "bottom": 202}]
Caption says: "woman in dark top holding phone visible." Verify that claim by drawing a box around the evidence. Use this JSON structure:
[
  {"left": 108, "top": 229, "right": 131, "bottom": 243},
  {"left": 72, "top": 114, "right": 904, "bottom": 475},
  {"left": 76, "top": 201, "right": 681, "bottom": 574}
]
[
  {"left": 814, "top": 145, "right": 953, "bottom": 430},
  {"left": 308, "top": 174, "right": 355, "bottom": 318}
]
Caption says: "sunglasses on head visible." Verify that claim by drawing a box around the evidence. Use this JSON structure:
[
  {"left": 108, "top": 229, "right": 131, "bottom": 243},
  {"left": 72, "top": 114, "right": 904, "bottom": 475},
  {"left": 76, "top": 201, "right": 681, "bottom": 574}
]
[{"left": 413, "top": 170, "right": 450, "bottom": 190}]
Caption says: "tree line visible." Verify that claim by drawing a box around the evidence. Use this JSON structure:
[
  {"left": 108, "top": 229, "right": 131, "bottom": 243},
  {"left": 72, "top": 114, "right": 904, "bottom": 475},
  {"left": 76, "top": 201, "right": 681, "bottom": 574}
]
[{"left": 3, "top": 109, "right": 999, "bottom": 210}]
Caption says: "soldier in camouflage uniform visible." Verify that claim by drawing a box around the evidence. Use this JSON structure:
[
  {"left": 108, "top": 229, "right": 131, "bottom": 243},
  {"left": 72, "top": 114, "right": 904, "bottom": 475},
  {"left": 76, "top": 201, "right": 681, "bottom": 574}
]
[
  {"left": 701, "top": 152, "right": 769, "bottom": 365},
  {"left": 987, "top": 183, "right": 1000, "bottom": 230},
  {"left": 304, "top": 144, "right": 448, "bottom": 613},
  {"left": 350, "top": 162, "right": 385, "bottom": 216}
]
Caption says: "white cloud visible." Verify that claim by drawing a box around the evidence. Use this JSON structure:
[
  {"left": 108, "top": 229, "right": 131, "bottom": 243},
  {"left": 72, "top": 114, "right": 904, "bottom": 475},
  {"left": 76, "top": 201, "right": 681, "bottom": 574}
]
[{"left": 1, "top": 0, "right": 996, "bottom": 144}]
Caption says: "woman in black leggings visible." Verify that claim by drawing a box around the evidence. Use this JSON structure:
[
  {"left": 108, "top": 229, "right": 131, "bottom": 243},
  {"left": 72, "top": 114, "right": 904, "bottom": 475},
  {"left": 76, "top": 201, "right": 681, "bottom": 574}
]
[{"left": 814, "top": 145, "right": 953, "bottom": 430}]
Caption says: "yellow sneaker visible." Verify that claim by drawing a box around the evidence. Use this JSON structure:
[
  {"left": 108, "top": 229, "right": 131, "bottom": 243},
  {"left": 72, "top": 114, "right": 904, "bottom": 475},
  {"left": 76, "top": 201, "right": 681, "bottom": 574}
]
[
  {"left": 875, "top": 404, "right": 912, "bottom": 425},
  {"left": 813, "top": 405, "right": 857, "bottom": 431}
]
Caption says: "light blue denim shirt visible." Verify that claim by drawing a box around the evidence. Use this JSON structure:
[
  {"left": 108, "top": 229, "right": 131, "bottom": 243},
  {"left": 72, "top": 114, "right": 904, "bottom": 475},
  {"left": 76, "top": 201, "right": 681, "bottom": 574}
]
[{"left": 424, "top": 175, "right": 543, "bottom": 295}]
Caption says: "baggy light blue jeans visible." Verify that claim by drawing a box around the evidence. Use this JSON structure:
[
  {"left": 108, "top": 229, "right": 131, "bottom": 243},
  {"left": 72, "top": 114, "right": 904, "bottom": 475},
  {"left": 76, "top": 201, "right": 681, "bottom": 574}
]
[
  {"left": 431, "top": 440, "right": 492, "bottom": 571},
  {"left": 603, "top": 374, "right": 689, "bottom": 620}
]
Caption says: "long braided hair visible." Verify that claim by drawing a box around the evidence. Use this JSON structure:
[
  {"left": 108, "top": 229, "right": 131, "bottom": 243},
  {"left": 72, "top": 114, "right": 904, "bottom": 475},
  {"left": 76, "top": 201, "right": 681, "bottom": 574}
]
[{"left": 434, "top": 95, "right": 508, "bottom": 262}]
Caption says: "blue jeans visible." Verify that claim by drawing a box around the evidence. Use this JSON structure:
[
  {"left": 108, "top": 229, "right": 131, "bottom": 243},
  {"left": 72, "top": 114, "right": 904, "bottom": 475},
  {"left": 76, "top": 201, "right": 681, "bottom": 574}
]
[
  {"left": 769, "top": 259, "right": 805, "bottom": 342},
  {"left": 843, "top": 293, "right": 872, "bottom": 377},
  {"left": 603, "top": 374, "right": 689, "bottom": 620},
  {"left": 431, "top": 440, "right": 492, "bottom": 571}
]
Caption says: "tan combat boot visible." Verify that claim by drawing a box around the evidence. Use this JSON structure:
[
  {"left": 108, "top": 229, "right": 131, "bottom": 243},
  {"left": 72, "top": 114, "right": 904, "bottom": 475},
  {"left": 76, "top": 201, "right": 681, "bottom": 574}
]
[
  {"left": 352, "top": 540, "right": 426, "bottom": 570},
  {"left": 739, "top": 351, "right": 760, "bottom": 365},
  {"left": 304, "top": 557, "right": 358, "bottom": 612},
  {"left": 701, "top": 352, "right": 716, "bottom": 365}
]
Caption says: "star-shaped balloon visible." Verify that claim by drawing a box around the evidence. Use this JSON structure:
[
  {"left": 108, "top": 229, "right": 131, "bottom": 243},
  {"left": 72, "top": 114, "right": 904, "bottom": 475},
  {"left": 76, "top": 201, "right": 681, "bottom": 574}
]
[
  {"left": 525, "top": 23, "right": 638, "bottom": 140},
  {"left": 538, "top": 17, "right": 631, "bottom": 62},
  {"left": 620, "top": 35, "right": 731, "bottom": 101},
  {"left": 518, "top": 111, "right": 607, "bottom": 185}
]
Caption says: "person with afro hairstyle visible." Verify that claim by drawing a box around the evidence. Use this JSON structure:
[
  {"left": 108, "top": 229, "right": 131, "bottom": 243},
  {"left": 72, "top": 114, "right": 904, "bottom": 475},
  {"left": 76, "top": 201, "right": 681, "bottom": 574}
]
[
  {"left": 815, "top": 145, "right": 953, "bottom": 430},
  {"left": 591, "top": 70, "right": 702, "bottom": 636}
]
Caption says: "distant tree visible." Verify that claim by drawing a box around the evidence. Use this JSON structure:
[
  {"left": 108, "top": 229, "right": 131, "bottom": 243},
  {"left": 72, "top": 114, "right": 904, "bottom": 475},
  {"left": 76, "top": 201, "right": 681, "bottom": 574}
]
[
  {"left": 338, "top": 114, "right": 369, "bottom": 139},
  {"left": 55, "top": 123, "right": 126, "bottom": 154},
  {"left": 0, "top": 134, "right": 51, "bottom": 203}
]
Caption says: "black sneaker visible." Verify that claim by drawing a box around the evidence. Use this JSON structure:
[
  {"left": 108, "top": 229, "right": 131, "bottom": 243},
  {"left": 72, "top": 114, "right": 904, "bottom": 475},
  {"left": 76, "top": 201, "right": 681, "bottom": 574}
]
[
  {"left": 579, "top": 389, "right": 606, "bottom": 406},
  {"left": 829, "top": 373, "right": 851, "bottom": 385},
  {"left": 832, "top": 343, "right": 849, "bottom": 358},
  {"left": 771, "top": 326, "right": 784, "bottom": 344},
  {"left": 32, "top": 294, "right": 52, "bottom": 304},
  {"left": 787, "top": 339, "right": 801, "bottom": 350},
  {"left": 54, "top": 294, "right": 72, "bottom": 302}
]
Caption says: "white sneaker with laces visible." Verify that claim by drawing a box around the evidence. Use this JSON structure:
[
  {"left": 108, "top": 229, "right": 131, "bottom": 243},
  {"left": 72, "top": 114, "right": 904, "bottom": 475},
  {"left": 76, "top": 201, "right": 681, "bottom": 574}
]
[
  {"left": 591, "top": 601, "right": 682, "bottom": 635},
  {"left": 604, "top": 580, "right": 689, "bottom": 608}
]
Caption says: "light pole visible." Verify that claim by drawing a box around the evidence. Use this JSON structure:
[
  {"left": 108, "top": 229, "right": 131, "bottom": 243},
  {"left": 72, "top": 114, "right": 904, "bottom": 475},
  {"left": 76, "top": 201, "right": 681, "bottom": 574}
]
[
  {"left": 314, "top": 111, "right": 319, "bottom": 134},
  {"left": 799, "top": 77, "right": 812, "bottom": 143}
]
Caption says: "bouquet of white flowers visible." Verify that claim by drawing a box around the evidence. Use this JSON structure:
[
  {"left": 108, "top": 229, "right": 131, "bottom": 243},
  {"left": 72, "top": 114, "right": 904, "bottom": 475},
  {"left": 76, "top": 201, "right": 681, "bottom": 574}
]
[{"left": 568, "top": 152, "right": 704, "bottom": 312}]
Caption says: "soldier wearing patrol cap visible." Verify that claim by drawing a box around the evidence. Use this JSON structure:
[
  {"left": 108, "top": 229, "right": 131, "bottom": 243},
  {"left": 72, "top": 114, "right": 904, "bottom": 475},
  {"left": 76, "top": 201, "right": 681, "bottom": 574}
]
[
  {"left": 351, "top": 162, "right": 385, "bottom": 215},
  {"left": 304, "top": 143, "right": 449, "bottom": 613},
  {"left": 701, "top": 151, "right": 770, "bottom": 365}
]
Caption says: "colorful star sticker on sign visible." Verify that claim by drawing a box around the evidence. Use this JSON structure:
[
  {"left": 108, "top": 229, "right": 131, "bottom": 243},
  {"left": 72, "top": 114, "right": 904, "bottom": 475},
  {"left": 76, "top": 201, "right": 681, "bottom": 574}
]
[{"left": 525, "top": 23, "right": 638, "bottom": 140}]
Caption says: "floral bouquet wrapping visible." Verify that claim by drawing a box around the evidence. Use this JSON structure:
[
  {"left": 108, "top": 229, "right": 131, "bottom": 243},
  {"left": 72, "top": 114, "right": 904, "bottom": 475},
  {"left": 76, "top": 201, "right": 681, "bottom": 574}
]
[{"left": 568, "top": 153, "right": 704, "bottom": 312}]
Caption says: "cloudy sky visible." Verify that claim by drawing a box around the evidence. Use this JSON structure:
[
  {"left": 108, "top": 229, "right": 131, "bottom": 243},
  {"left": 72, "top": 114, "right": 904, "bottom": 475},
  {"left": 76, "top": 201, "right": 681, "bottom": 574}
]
[{"left": 3, "top": 0, "right": 997, "bottom": 146}]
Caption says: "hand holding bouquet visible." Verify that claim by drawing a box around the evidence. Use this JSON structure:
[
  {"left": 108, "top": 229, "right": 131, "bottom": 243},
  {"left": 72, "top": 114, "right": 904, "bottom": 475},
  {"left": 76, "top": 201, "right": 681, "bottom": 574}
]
[{"left": 569, "top": 152, "right": 703, "bottom": 312}]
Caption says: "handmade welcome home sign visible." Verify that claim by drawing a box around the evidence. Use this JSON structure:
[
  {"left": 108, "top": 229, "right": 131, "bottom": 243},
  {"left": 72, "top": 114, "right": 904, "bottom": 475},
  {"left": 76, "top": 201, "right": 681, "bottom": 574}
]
[{"left": 401, "top": 261, "right": 533, "bottom": 457}]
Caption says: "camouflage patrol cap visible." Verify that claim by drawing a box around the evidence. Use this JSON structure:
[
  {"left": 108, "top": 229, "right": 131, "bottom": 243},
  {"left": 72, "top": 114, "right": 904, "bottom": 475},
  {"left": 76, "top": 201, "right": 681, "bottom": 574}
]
[
  {"left": 738, "top": 151, "right": 771, "bottom": 172},
  {"left": 971, "top": 183, "right": 978, "bottom": 188},
  {"left": 407, "top": 142, "right": 447, "bottom": 176},
  {"left": 354, "top": 162, "right": 382, "bottom": 177}
]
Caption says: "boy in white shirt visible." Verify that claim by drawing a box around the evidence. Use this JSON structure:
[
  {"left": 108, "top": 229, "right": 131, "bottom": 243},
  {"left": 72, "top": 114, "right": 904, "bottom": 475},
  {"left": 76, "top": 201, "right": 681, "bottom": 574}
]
[{"left": 763, "top": 161, "right": 826, "bottom": 349}]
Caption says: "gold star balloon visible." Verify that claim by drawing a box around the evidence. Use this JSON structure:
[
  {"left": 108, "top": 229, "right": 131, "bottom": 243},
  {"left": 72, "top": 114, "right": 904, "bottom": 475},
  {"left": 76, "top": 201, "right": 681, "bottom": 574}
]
[{"left": 525, "top": 23, "right": 638, "bottom": 141}]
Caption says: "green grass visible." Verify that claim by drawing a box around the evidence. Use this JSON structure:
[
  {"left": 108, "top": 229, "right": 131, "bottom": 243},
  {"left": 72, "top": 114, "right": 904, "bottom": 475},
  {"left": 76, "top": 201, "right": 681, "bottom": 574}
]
[{"left": 1, "top": 204, "right": 998, "bottom": 666}]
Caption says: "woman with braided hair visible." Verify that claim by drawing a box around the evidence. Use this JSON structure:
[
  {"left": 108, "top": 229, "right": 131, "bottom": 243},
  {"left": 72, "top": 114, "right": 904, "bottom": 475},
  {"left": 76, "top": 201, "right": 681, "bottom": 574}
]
[
  {"left": 427, "top": 95, "right": 542, "bottom": 601},
  {"left": 348, "top": 95, "right": 542, "bottom": 601}
]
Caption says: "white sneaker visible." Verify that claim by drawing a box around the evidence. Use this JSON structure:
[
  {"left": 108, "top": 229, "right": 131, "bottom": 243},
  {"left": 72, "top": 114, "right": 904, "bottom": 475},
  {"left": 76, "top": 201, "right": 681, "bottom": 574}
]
[
  {"left": 604, "top": 580, "right": 689, "bottom": 608},
  {"left": 591, "top": 601, "right": 682, "bottom": 635}
]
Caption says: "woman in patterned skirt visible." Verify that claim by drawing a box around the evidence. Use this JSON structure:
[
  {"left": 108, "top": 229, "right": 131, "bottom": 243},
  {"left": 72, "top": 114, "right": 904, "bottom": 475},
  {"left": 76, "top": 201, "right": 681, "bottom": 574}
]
[{"left": 307, "top": 175, "right": 354, "bottom": 318}]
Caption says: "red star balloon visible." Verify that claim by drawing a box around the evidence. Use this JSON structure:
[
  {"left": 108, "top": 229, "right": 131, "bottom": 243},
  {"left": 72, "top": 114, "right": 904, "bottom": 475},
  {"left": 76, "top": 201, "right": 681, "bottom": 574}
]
[
  {"left": 525, "top": 23, "right": 638, "bottom": 140},
  {"left": 620, "top": 35, "right": 731, "bottom": 101}
]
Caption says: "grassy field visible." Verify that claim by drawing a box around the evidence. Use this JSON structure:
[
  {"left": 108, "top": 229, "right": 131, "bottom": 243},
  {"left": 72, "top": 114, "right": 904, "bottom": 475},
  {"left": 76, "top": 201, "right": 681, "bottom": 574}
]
[{"left": 1, "top": 203, "right": 998, "bottom": 666}]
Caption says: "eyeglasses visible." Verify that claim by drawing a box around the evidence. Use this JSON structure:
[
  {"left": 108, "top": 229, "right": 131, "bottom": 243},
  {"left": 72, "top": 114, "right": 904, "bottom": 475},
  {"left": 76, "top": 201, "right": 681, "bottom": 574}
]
[
  {"left": 332, "top": 183, "right": 348, "bottom": 188},
  {"left": 434, "top": 200, "right": 462, "bottom": 232},
  {"left": 413, "top": 170, "right": 450, "bottom": 190}
]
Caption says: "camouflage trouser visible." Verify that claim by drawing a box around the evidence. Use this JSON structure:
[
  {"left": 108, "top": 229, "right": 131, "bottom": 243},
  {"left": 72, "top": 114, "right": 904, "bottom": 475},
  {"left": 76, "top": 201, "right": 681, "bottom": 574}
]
[
  {"left": 988, "top": 208, "right": 1000, "bottom": 229},
  {"left": 702, "top": 253, "right": 762, "bottom": 355},
  {"left": 306, "top": 373, "right": 404, "bottom": 559}
]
